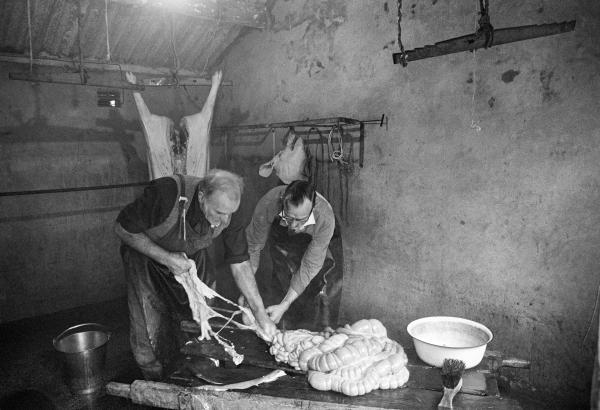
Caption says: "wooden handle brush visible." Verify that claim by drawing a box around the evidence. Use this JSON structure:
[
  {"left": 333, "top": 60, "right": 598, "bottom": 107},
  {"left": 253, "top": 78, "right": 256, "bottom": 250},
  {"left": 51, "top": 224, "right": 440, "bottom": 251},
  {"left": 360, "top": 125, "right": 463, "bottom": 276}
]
[{"left": 438, "top": 358, "right": 465, "bottom": 409}]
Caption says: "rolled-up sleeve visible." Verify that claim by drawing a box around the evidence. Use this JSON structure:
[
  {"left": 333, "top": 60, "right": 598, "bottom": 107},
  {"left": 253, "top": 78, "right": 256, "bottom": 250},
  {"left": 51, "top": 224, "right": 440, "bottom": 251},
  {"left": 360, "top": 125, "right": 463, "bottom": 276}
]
[
  {"left": 289, "top": 203, "right": 335, "bottom": 295},
  {"left": 245, "top": 187, "right": 281, "bottom": 272}
]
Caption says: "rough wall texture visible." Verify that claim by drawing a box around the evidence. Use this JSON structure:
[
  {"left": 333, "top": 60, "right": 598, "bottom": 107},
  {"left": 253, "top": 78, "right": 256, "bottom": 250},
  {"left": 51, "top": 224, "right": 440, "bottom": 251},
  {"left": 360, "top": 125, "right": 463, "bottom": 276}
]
[
  {"left": 219, "top": 0, "right": 600, "bottom": 404},
  {"left": 0, "top": 63, "right": 215, "bottom": 322}
]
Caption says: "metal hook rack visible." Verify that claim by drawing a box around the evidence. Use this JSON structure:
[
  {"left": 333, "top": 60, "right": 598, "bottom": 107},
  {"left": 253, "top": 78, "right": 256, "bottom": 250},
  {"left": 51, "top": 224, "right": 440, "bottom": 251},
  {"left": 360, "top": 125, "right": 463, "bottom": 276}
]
[{"left": 211, "top": 115, "right": 387, "bottom": 168}]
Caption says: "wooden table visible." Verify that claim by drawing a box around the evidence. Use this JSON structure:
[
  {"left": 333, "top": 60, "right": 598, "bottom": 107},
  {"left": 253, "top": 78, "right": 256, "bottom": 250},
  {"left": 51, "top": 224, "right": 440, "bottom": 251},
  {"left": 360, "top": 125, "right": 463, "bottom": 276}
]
[{"left": 107, "top": 323, "right": 523, "bottom": 409}]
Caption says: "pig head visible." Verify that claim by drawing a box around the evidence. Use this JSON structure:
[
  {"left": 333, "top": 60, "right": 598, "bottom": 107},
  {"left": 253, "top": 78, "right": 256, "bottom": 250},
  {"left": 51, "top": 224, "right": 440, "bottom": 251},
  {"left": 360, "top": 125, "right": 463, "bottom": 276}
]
[{"left": 259, "top": 128, "right": 309, "bottom": 184}]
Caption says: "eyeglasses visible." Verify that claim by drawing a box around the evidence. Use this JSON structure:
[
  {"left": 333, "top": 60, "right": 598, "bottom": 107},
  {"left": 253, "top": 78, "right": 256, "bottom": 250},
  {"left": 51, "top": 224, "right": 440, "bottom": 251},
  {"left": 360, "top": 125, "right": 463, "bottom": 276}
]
[
  {"left": 280, "top": 191, "right": 316, "bottom": 225},
  {"left": 281, "top": 208, "right": 312, "bottom": 225}
]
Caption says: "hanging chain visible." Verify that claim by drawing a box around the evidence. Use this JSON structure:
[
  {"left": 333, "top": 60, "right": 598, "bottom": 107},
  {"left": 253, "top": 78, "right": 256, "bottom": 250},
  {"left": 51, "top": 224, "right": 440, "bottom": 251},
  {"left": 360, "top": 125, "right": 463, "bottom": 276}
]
[
  {"left": 169, "top": 14, "right": 180, "bottom": 85},
  {"left": 396, "top": 0, "right": 407, "bottom": 67}
]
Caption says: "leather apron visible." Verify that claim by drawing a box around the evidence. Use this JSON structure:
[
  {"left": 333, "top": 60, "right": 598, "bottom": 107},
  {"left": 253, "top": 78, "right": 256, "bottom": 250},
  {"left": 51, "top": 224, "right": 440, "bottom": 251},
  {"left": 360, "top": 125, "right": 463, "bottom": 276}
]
[
  {"left": 267, "top": 216, "right": 340, "bottom": 330},
  {"left": 144, "top": 174, "right": 222, "bottom": 309},
  {"left": 122, "top": 174, "right": 223, "bottom": 371}
]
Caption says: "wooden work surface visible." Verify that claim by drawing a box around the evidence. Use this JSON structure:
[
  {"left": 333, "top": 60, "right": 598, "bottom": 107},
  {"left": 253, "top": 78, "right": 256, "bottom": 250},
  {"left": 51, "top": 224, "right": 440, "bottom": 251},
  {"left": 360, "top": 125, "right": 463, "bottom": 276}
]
[{"left": 167, "top": 322, "right": 523, "bottom": 409}]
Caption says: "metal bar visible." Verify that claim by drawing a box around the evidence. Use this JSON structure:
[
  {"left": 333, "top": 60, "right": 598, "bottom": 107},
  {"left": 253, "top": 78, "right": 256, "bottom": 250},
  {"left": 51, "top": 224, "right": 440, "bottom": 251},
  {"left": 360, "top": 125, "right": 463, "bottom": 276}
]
[
  {"left": 359, "top": 122, "right": 365, "bottom": 168},
  {"left": 142, "top": 77, "right": 232, "bottom": 87},
  {"left": 393, "top": 21, "right": 576, "bottom": 64},
  {"left": 216, "top": 117, "right": 361, "bottom": 131},
  {"left": 211, "top": 135, "right": 361, "bottom": 148},
  {"left": 212, "top": 127, "right": 362, "bottom": 140},
  {"left": 0, "top": 181, "right": 149, "bottom": 197}
]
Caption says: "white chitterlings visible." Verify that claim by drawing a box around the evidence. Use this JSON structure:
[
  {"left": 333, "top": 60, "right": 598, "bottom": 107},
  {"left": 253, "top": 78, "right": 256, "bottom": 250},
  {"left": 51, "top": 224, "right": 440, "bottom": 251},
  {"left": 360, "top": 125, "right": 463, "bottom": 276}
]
[{"left": 269, "top": 318, "right": 410, "bottom": 396}]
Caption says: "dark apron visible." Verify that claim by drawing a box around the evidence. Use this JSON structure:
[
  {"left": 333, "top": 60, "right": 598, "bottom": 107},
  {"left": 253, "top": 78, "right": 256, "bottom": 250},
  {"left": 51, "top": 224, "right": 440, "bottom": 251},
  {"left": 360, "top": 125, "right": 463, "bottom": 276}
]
[
  {"left": 123, "top": 174, "right": 219, "bottom": 371},
  {"left": 266, "top": 216, "right": 342, "bottom": 330},
  {"left": 146, "top": 174, "right": 218, "bottom": 311}
]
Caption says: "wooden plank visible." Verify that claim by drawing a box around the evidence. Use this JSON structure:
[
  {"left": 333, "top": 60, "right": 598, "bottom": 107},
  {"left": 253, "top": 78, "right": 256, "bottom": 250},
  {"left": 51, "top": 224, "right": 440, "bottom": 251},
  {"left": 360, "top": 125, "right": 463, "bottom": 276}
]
[
  {"left": 107, "top": 377, "right": 522, "bottom": 410},
  {"left": 8, "top": 71, "right": 145, "bottom": 91},
  {"left": 181, "top": 326, "right": 497, "bottom": 396}
]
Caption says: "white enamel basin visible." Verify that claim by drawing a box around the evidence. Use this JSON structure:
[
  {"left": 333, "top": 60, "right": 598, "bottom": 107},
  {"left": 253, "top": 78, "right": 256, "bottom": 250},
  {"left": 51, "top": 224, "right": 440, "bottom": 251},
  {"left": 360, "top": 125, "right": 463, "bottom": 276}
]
[{"left": 407, "top": 316, "right": 493, "bottom": 369}]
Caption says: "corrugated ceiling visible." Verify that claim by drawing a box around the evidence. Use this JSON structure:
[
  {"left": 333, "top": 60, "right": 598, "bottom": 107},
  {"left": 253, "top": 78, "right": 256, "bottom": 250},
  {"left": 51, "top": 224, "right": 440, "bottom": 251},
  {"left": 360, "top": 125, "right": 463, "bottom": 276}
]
[{"left": 0, "top": 0, "right": 267, "bottom": 75}]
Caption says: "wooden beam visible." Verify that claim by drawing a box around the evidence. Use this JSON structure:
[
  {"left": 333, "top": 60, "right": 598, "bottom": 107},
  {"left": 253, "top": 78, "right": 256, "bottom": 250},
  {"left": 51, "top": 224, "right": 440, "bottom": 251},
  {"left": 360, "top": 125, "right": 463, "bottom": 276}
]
[
  {"left": 0, "top": 54, "right": 206, "bottom": 77},
  {"left": 8, "top": 72, "right": 145, "bottom": 91},
  {"left": 8, "top": 71, "right": 232, "bottom": 89},
  {"left": 393, "top": 21, "right": 576, "bottom": 65}
]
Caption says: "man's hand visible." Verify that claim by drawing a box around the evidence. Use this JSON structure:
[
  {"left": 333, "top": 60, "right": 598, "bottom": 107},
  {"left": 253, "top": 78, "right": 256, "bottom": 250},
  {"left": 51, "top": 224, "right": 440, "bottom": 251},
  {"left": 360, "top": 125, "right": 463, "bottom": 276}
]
[
  {"left": 167, "top": 252, "right": 194, "bottom": 276},
  {"left": 265, "top": 303, "right": 289, "bottom": 325},
  {"left": 254, "top": 309, "right": 277, "bottom": 342},
  {"left": 238, "top": 295, "right": 277, "bottom": 341},
  {"left": 125, "top": 71, "right": 137, "bottom": 85}
]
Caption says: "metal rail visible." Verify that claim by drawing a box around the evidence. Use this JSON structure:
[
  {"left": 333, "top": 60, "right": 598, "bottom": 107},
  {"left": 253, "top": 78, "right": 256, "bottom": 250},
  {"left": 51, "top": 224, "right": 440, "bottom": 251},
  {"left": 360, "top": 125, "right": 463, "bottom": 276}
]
[{"left": 0, "top": 181, "right": 148, "bottom": 197}]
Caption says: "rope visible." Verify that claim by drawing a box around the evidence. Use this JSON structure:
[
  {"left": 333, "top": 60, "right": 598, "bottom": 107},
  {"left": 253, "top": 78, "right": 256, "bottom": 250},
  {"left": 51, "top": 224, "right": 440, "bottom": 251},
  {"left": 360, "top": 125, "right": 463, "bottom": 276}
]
[
  {"left": 470, "top": 7, "right": 481, "bottom": 133},
  {"left": 27, "top": 0, "right": 33, "bottom": 73},
  {"left": 328, "top": 126, "right": 348, "bottom": 164},
  {"left": 396, "top": 0, "right": 407, "bottom": 66},
  {"left": 169, "top": 14, "right": 180, "bottom": 83},
  {"left": 203, "top": 12, "right": 222, "bottom": 74},
  {"left": 104, "top": 0, "right": 111, "bottom": 61}
]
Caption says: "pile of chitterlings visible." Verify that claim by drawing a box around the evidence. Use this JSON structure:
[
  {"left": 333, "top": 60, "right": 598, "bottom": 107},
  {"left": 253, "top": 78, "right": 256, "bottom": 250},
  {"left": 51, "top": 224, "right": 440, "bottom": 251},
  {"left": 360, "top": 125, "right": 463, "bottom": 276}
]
[
  {"left": 175, "top": 268, "right": 409, "bottom": 396},
  {"left": 269, "top": 319, "right": 410, "bottom": 396}
]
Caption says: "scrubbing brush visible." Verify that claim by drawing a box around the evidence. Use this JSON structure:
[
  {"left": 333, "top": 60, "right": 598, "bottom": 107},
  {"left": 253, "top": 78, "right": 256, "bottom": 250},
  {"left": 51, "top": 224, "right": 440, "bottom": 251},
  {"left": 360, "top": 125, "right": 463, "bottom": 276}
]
[{"left": 438, "top": 358, "right": 466, "bottom": 409}]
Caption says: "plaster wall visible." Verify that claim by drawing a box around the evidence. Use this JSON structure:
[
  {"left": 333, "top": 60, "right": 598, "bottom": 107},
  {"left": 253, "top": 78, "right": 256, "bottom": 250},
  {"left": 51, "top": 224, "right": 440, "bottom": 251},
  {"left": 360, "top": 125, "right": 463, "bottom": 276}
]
[
  {"left": 0, "top": 64, "right": 215, "bottom": 322},
  {"left": 219, "top": 0, "right": 600, "bottom": 404}
]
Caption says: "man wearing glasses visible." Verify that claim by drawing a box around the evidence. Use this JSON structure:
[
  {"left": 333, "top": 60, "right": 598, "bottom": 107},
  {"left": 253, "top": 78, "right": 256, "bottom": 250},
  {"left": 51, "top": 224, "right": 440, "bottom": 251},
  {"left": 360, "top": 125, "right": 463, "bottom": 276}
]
[{"left": 245, "top": 180, "right": 337, "bottom": 329}]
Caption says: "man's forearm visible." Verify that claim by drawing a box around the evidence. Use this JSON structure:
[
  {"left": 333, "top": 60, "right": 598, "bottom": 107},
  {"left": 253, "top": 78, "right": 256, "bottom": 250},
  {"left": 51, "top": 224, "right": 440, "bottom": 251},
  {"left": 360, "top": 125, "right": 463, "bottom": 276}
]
[
  {"left": 114, "top": 222, "right": 171, "bottom": 266},
  {"left": 279, "top": 287, "right": 300, "bottom": 309},
  {"left": 248, "top": 250, "right": 260, "bottom": 275},
  {"left": 230, "top": 261, "right": 266, "bottom": 314}
]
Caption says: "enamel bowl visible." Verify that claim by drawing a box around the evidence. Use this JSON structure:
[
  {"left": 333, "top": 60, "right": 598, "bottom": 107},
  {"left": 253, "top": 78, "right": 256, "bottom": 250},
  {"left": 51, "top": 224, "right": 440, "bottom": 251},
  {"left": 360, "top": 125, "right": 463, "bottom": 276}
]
[{"left": 407, "top": 316, "right": 493, "bottom": 369}]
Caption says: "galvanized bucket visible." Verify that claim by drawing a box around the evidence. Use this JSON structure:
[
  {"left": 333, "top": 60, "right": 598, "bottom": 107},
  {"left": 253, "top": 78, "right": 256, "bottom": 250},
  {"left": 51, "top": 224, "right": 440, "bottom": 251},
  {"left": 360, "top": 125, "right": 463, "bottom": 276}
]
[{"left": 53, "top": 323, "right": 111, "bottom": 395}]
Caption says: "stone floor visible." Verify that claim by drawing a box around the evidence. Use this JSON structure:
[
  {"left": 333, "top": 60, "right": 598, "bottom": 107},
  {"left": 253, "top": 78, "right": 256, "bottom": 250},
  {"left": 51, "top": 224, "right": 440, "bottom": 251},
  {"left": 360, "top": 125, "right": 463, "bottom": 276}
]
[
  {"left": 0, "top": 297, "right": 158, "bottom": 410},
  {"left": 0, "top": 296, "right": 575, "bottom": 410}
]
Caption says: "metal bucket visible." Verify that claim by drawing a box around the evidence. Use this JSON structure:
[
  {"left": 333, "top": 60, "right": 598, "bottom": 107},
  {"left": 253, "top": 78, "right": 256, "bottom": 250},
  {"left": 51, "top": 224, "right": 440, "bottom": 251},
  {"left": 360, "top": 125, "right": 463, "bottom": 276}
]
[{"left": 53, "top": 323, "right": 111, "bottom": 395}]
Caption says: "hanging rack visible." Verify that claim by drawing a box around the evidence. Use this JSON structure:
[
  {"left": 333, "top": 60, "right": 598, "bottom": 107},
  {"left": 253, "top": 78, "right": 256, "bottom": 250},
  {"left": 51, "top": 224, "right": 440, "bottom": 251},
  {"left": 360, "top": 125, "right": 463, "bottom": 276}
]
[
  {"left": 212, "top": 116, "right": 387, "bottom": 168},
  {"left": 393, "top": 0, "right": 575, "bottom": 65}
]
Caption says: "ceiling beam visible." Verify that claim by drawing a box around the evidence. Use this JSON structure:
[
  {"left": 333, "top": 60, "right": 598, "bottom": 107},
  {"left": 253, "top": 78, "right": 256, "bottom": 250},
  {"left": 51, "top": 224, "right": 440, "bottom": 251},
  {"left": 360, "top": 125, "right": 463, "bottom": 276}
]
[{"left": 0, "top": 53, "right": 207, "bottom": 77}]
